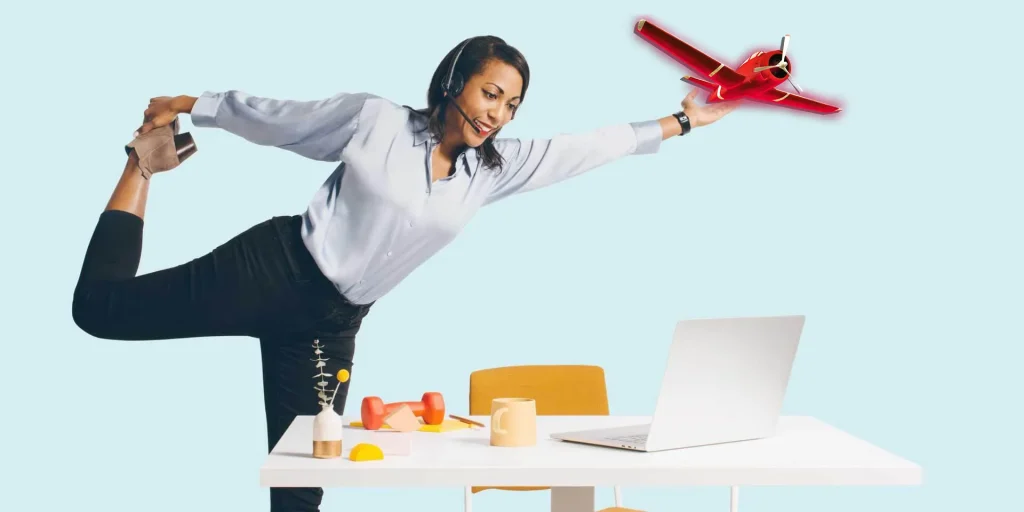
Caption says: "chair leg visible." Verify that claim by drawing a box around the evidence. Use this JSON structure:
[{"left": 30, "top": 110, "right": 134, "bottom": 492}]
[
  {"left": 730, "top": 486, "right": 739, "bottom": 512},
  {"left": 613, "top": 486, "right": 622, "bottom": 507},
  {"left": 465, "top": 486, "right": 472, "bottom": 512}
]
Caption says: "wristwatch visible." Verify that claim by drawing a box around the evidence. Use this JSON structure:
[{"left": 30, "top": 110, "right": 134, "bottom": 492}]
[{"left": 672, "top": 111, "right": 691, "bottom": 136}]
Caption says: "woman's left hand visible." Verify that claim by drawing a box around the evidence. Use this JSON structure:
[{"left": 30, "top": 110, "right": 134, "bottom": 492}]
[{"left": 681, "top": 89, "right": 740, "bottom": 128}]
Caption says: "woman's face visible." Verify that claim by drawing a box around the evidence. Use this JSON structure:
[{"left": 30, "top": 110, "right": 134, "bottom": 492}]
[{"left": 447, "top": 59, "right": 523, "bottom": 147}]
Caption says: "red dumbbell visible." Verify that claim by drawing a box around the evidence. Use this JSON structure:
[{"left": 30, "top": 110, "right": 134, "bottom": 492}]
[{"left": 360, "top": 392, "right": 446, "bottom": 430}]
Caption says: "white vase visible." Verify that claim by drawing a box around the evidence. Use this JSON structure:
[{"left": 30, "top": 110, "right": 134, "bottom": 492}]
[{"left": 312, "top": 406, "right": 344, "bottom": 458}]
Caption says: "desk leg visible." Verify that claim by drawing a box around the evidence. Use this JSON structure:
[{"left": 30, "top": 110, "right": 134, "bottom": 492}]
[
  {"left": 551, "top": 486, "right": 595, "bottom": 512},
  {"left": 730, "top": 486, "right": 739, "bottom": 512}
]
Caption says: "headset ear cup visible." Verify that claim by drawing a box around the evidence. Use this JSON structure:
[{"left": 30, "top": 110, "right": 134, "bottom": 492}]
[{"left": 449, "top": 72, "right": 464, "bottom": 98}]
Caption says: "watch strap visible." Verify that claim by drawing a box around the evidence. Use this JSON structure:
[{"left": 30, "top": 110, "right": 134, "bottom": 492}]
[{"left": 672, "top": 111, "right": 691, "bottom": 136}]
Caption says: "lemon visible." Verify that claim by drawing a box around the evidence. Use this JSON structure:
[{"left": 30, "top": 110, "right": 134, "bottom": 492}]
[{"left": 349, "top": 443, "right": 383, "bottom": 461}]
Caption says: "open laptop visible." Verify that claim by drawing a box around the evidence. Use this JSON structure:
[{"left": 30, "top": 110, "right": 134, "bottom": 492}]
[{"left": 550, "top": 315, "right": 805, "bottom": 452}]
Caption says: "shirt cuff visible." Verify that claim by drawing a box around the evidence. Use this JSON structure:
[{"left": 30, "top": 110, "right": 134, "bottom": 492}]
[
  {"left": 189, "top": 91, "right": 222, "bottom": 128},
  {"left": 629, "top": 119, "right": 663, "bottom": 155}
]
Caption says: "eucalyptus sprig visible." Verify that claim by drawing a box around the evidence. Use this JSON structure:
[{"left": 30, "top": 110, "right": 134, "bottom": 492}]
[{"left": 311, "top": 339, "right": 332, "bottom": 409}]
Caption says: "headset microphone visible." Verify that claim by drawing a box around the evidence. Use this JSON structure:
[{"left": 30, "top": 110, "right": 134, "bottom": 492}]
[{"left": 450, "top": 98, "right": 481, "bottom": 134}]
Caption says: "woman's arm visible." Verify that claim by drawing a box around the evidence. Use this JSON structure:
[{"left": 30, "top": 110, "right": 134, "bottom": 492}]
[
  {"left": 483, "top": 118, "right": 665, "bottom": 205},
  {"left": 483, "top": 91, "right": 739, "bottom": 204},
  {"left": 150, "top": 90, "right": 375, "bottom": 162},
  {"left": 656, "top": 113, "right": 686, "bottom": 139},
  {"left": 170, "top": 95, "right": 199, "bottom": 113}
]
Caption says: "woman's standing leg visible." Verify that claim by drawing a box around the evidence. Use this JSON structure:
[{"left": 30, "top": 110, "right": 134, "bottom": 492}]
[
  {"left": 72, "top": 152, "right": 319, "bottom": 340},
  {"left": 258, "top": 295, "right": 373, "bottom": 512}
]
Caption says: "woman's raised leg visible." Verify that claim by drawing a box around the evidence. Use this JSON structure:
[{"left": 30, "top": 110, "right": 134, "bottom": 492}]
[{"left": 72, "top": 152, "right": 317, "bottom": 341}]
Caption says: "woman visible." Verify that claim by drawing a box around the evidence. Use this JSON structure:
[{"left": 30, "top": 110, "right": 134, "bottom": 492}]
[{"left": 72, "top": 35, "right": 738, "bottom": 511}]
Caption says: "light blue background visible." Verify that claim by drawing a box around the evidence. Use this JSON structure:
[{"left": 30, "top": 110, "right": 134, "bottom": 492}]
[{"left": 1, "top": 0, "right": 1019, "bottom": 511}]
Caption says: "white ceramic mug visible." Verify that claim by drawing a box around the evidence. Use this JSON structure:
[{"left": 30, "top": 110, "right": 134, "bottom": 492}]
[{"left": 489, "top": 398, "right": 537, "bottom": 447}]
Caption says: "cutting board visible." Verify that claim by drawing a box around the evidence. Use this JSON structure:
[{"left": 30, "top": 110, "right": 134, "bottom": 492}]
[{"left": 348, "top": 418, "right": 471, "bottom": 433}]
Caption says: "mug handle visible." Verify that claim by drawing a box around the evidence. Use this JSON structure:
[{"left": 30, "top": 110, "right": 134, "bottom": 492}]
[{"left": 492, "top": 407, "right": 507, "bottom": 434}]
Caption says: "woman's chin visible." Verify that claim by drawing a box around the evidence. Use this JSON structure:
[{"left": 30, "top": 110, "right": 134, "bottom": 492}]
[{"left": 465, "top": 130, "right": 488, "bottom": 146}]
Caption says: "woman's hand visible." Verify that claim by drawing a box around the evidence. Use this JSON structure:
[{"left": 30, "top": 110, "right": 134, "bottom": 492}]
[
  {"left": 681, "top": 88, "right": 740, "bottom": 128},
  {"left": 134, "top": 95, "right": 197, "bottom": 136},
  {"left": 134, "top": 96, "right": 177, "bottom": 136}
]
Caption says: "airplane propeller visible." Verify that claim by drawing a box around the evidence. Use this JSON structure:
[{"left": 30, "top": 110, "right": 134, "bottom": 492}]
[{"left": 753, "top": 34, "right": 804, "bottom": 93}]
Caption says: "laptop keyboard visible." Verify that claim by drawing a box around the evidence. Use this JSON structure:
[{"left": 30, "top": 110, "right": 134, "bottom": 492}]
[{"left": 605, "top": 434, "right": 648, "bottom": 444}]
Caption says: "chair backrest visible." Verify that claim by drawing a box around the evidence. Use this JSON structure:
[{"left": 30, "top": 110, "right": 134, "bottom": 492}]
[
  {"left": 469, "top": 364, "right": 610, "bottom": 415},
  {"left": 469, "top": 364, "right": 609, "bottom": 494}
]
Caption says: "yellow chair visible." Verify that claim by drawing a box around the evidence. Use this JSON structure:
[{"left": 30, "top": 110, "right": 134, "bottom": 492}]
[{"left": 465, "top": 365, "right": 634, "bottom": 512}]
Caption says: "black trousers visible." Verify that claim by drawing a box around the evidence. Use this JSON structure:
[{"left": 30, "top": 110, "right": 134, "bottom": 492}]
[{"left": 72, "top": 210, "right": 373, "bottom": 512}]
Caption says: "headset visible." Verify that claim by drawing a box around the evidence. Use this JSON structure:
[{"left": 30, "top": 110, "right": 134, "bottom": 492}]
[
  {"left": 441, "top": 36, "right": 504, "bottom": 134},
  {"left": 441, "top": 36, "right": 476, "bottom": 99}
]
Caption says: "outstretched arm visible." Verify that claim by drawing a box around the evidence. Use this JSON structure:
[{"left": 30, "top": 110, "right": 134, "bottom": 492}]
[
  {"left": 484, "top": 89, "right": 739, "bottom": 204},
  {"left": 484, "top": 119, "right": 665, "bottom": 204},
  {"left": 139, "top": 91, "right": 374, "bottom": 162}
]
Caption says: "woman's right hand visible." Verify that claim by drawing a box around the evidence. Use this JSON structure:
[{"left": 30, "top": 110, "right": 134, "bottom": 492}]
[{"left": 134, "top": 95, "right": 197, "bottom": 136}]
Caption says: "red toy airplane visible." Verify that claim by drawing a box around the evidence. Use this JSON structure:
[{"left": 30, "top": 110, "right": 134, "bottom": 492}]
[{"left": 634, "top": 18, "right": 842, "bottom": 115}]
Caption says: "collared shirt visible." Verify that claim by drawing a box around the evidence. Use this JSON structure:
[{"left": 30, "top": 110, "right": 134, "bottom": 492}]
[{"left": 191, "top": 90, "right": 664, "bottom": 304}]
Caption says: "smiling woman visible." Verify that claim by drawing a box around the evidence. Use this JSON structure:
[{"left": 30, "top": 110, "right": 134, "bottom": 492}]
[
  {"left": 71, "top": 33, "right": 739, "bottom": 512},
  {"left": 407, "top": 36, "right": 529, "bottom": 179}
]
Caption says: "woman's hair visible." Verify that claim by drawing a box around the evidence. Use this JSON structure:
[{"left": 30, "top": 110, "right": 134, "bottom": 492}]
[{"left": 406, "top": 35, "right": 530, "bottom": 171}]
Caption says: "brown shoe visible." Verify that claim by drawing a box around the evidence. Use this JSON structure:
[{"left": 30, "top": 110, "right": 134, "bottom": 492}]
[{"left": 124, "top": 117, "right": 198, "bottom": 179}]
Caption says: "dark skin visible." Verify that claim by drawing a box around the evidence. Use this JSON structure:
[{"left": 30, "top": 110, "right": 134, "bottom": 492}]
[
  {"left": 431, "top": 59, "right": 522, "bottom": 181},
  {"left": 118, "top": 58, "right": 738, "bottom": 216},
  {"left": 104, "top": 151, "right": 150, "bottom": 218}
]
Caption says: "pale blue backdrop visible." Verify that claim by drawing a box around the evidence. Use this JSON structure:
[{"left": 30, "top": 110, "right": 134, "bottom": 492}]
[{"left": 1, "top": 0, "right": 1019, "bottom": 511}]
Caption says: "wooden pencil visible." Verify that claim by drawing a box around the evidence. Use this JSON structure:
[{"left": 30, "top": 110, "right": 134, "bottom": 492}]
[{"left": 449, "top": 414, "right": 485, "bottom": 428}]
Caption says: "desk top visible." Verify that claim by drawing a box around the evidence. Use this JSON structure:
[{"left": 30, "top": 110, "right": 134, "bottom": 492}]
[{"left": 261, "top": 415, "right": 922, "bottom": 488}]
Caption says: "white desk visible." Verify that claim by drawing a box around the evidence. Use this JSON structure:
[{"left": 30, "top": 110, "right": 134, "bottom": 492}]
[{"left": 261, "top": 415, "right": 922, "bottom": 512}]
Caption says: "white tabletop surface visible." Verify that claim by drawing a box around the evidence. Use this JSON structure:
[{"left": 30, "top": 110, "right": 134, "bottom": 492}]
[{"left": 260, "top": 415, "right": 922, "bottom": 488}]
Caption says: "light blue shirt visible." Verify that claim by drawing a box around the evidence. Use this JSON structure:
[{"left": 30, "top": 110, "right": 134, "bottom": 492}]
[{"left": 190, "top": 90, "right": 664, "bottom": 304}]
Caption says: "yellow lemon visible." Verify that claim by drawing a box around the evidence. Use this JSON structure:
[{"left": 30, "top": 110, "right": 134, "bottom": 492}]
[
  {"left": 337, "top": 369, "right": 350, "bottom": 382},
  {"left": 349, "top": 443, "right": 383, "bottom": 461}
]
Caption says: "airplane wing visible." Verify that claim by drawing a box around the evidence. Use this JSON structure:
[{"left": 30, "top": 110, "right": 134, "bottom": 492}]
[
  {"left": 751, "top": 88, "right": 843, "bottom": 115},
  {"left": 634, "top": 19, "right": 746, "bottom": 88}
]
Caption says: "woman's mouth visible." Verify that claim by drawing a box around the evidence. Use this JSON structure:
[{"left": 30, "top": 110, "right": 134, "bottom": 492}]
[{"left": 474, "top": 120, "right": 495, "bottom": 135}]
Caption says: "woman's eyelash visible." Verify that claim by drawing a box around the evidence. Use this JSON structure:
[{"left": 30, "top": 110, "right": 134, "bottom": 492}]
[{"left": 484, "top": 90, "right": 518, "bottom": 111}]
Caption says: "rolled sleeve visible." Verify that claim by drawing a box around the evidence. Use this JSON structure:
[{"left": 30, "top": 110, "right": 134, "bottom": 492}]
[
  {"left": 485, "top": 120, "right": 663, "bottom": 204},
  {"left": 188, "top": 90, "right": 372, "bottom": 162},
  {"left": 189, "top": 92, "right": 222, "bottom": 128},
  {"left": 630, "top": 119, "right": 664, "bottom": 155}
]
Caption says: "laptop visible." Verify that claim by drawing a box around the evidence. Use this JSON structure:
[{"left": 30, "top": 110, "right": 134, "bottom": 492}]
[{"left": 550, "top": 315, "right": 805, "bottom": 452}]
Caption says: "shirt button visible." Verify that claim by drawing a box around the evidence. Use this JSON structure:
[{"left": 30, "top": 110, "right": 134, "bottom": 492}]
[
  {"left": 408, "top": 221, "right": 414, "bottom": 227},
  {"left": 387, "top": 251, "right": 392, "bottom": 257}
]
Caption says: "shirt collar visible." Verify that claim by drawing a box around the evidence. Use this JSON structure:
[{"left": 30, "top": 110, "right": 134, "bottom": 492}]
[
  {"left": 408, "top": 109, "right": 480, "bottom": 177},
  {"left": 410, "top": 113, "right": 431, "bottom": 146}
]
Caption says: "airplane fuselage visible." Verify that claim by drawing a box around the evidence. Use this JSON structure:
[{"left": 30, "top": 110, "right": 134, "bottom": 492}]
[{"left": 706, "top": 50, "right": 792, "bottom": 102}]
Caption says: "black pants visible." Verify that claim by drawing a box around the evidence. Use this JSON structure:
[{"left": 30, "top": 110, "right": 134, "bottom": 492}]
[{"left": 72, "top": 210, "right": 373, "bottom": 512}]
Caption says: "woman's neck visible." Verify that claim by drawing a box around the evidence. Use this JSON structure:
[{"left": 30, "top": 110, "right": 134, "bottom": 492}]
[{"left": 436, "top": 133, "right": 465, "bottom": 160}]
